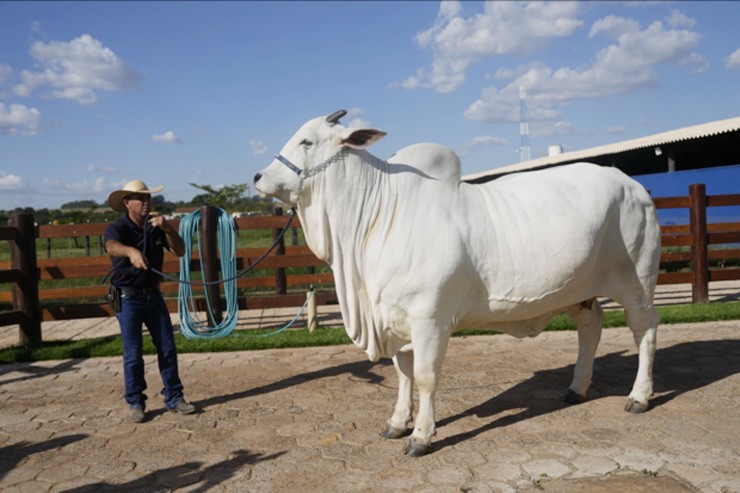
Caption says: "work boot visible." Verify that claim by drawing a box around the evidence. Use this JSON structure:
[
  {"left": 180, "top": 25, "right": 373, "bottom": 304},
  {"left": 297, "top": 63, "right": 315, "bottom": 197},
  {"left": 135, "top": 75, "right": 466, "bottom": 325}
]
[
  {"left": 169, "top": 400, "right": 196, "bottom": 415},
  {"left": 130, "top": 405, "right": 145, "bottom": 423}
]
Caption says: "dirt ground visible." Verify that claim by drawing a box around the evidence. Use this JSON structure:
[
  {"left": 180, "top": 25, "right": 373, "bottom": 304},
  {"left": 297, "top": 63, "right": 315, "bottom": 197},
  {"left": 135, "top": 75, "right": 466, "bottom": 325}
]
[{"left": 1, "top": 319, "right": 738, "bottom": 492}]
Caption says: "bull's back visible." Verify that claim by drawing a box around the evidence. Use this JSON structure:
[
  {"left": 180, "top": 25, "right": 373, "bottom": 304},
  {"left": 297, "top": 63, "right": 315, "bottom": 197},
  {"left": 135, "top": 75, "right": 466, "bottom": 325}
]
[{"left": 459, "top": 163, "right": 658, "bottom": 320}]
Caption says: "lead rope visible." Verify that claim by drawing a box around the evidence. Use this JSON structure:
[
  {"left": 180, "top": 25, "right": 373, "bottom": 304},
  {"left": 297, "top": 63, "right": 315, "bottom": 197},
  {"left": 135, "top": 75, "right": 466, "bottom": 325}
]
[{"left": 173, "top": 208, "right": 312, "bottom": 339}]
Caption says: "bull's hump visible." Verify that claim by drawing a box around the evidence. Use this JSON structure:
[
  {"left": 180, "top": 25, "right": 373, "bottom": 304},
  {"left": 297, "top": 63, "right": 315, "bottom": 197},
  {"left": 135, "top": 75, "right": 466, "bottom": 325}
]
[{"left": 388, "top": 143, "right": 462, "bottom": 183}]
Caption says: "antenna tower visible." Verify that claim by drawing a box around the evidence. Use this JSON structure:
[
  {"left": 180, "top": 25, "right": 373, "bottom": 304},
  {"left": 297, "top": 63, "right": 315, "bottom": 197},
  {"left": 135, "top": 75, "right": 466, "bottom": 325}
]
[{"left": 519, "top": 84, "right": 531, "bottom": 162}]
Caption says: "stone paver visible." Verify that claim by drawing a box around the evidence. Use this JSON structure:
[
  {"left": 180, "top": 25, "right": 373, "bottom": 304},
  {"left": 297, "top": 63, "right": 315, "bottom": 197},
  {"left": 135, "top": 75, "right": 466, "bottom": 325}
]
[{"left": 1, "top": 319, "right": 738, "bottom": 491}]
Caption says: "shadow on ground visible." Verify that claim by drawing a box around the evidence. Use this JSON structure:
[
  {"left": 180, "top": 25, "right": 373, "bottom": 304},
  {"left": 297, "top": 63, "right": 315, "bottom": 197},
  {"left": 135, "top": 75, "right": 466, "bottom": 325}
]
[
  {"left": 63, "top": 449, "right": 285, "bottom": 493},
  {"left": 194, "top": 358, "right": 391, "bottom": 411},
  {"left": 433, "top": 339, "right": 740, "bottom": 452},
  {"left": 0, "top": 434, "right": 88, "bottom": 480}
]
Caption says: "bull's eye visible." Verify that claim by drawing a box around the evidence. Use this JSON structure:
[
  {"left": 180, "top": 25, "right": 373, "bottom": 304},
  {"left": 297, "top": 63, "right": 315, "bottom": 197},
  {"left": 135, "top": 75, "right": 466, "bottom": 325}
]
[{"left": 300, "top": 139, "right": 313, "bottom": 147}]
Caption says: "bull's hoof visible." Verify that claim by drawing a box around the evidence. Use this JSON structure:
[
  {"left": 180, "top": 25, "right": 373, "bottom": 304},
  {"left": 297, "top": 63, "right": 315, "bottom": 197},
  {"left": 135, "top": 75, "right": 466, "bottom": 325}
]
[
  {"left": 382, "top": 424, "right": 408, "bottom": 440},
  {"left": 624, "top": 398, "right": 650, "bottom": 413},
  {"left": 564, "top": 390, "right": 587, "bottom": 405},
  {"left": 403, "top": 438, "right": 430, "bottom": 457}
]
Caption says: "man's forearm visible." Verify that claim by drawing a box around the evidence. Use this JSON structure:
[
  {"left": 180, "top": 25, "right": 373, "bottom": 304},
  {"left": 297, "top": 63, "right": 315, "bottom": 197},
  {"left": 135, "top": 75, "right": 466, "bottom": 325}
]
[
  {"left": 165, "top": 230, "right": 186, "bottom": 257},
  {"left": 105, "top": 240, "right": 137, "bottom": 259}
]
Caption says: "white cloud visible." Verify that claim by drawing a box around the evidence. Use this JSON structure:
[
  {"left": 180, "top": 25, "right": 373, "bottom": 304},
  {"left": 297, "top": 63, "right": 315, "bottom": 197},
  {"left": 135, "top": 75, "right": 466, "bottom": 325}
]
[
  {"left": 397, "top": 1, "right": 583, "bottom": 93},
  {"left": 726, "top": 48, "right": 740, "bottom": 70},
  {"left": 459, "top": 135, "right": 507, "bottom": 156},
  {"left": 466, "top": 15, "right": 704, "bottom": 124},
  {"left": 680, "top": 51, "right": 709, "bottom": 74},
  {"left": 344, "top": 108, "right": 370, "bottom": 128},
  {"left": 665, "top": 10, "right": 696, "bottom": 28},
  {"left": 152, "top": 130, "right": 181, "bottom": 143},
  {"left": 0, "top": 102, "right": 41, "bottom": 135},
  {"left": 13, "top": 34, "right": 142, "bottom": 105},
  {"left": 86, "top": 163, "right": 118, "bottom": 174},
  {"left": 50, "top": 87, "right": 97, "bottom": 105},
  {"left": 347, "top": 118, "right": 371, "bottom": 129},
  {"left": 52, "top": 177, "right": 109, "bottom": 194},
  {"left": 30, "top": 21, "right": 45, "bottom": 36},
  {"left": 589, "top": 15, "right": 640, "bottom": 39},
  {"left": 487, "top": 68, "right": 515, "bottom": 81},
  {"left": 0, "top": 170, "right": 26, "bottom": 189},
  {"left": 93, "top": 177, "right": 107, "bottom": 193},
  {"left": 346, "top": 108, "right": 365, "bottom": 119},
  {"left": 249, "top": 139, "right": 268, "bottom": 155},
  {"left": 0, "top": 63, "right": 12, "bottom": 88},
  {"left": 530, "top": 120, "right": 576, "bottom": 139}
]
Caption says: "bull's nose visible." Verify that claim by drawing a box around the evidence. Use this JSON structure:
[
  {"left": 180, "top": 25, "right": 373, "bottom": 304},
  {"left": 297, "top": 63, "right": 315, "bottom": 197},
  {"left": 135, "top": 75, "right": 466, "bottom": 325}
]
[{"left": 254, "top": 172, "right": 262, "bottom": 183}]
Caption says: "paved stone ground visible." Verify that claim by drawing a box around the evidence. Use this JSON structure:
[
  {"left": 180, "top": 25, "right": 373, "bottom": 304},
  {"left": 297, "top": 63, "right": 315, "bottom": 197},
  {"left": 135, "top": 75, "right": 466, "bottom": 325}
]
[{"left": 1, "top": 319, "right": 739, "bottom": 492}]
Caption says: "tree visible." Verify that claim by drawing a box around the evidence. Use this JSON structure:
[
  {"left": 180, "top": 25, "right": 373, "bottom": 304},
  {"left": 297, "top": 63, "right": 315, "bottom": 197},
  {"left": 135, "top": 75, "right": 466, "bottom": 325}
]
[
  {"left": 61, "top": 199, "right": 98, "bottom": 209},
  {"left": 188, "top": 183, "right": 250, "bottom": 211},
  {"left": 150, "top": 195, "right": 177, "bottom": 214}
]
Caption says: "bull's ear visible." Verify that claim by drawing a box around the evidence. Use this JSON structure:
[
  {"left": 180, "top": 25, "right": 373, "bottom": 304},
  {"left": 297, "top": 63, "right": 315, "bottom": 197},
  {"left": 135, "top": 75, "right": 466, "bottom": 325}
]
[{"left": 340, "top": 128, "right": 387, "bottom": 149}]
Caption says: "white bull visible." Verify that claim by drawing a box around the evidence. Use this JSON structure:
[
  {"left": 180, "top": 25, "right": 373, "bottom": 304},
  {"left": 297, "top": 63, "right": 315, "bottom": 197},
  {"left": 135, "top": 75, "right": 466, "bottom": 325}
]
[{"left": 254, "top": 110, "right": 661, "bottom": 456}]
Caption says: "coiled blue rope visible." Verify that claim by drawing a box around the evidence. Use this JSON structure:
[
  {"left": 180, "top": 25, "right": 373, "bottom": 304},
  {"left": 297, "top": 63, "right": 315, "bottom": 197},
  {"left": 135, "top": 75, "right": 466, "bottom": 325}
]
[
  {"left": 177, "top": 208, "right": 239, "bottom": 339},
  {"left": 175, "top": 208, "right": 312, "bottom": 340}
]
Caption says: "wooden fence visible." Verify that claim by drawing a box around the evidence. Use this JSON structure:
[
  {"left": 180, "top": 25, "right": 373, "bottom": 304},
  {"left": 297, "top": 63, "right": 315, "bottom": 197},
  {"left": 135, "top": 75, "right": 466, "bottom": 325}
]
[
  {"left": 654, "top": 184, "right": 740, "bottom": 301},
  {"left": 1, "top": 184, "right": 739, "bottom": 345}
]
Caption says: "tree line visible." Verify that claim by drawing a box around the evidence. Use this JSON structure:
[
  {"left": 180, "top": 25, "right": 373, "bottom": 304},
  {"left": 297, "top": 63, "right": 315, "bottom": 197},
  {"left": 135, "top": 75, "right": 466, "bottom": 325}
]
[{"left": 0, "top": 183, "right": 275, "bottom": 226}]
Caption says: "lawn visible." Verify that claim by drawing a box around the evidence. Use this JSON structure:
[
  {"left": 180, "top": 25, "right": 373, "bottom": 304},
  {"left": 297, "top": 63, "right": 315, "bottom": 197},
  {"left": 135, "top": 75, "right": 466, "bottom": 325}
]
[{"left": 1, "top": 301, "right": 738, "bottom": 364}]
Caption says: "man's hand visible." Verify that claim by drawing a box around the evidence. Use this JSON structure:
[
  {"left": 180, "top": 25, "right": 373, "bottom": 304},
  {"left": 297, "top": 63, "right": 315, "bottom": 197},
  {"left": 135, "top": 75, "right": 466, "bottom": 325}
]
[
  {"left": 149, "top": 212, "right": 186, "bottom": 257},
  {"left": 148, "top": 212, "right": 175, "bottom": 233},
  {"left": 128, "top": 248, "right": 149, "bottom": 270}
]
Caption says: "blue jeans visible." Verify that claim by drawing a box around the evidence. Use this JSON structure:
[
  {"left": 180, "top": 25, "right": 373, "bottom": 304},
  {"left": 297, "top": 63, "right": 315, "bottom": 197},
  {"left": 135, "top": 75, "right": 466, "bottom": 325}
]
[{"left": 116, "top": 290, "right": 184, "bottom": 409}]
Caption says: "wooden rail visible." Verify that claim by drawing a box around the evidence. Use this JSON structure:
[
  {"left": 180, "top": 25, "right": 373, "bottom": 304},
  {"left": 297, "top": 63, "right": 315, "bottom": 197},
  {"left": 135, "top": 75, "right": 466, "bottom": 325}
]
[{"left": 1, "top": 185, "right": 739, "bottom": 342}]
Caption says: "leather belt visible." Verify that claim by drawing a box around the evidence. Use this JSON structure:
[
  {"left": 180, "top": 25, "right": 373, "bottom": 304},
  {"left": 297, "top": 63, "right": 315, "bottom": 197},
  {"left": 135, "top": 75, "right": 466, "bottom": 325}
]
[{"left": 120, "top": 285, "right": 160, "bottom": 296}]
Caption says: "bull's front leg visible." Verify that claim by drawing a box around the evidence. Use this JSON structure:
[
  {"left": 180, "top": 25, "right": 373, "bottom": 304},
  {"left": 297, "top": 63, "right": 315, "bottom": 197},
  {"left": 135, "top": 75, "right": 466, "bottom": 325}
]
[
  {"left": 383, "top": 350, "right": 414, "bottom": 439},
  {"left": 404, "top": 321, "right": 450, "bottom": 457}
]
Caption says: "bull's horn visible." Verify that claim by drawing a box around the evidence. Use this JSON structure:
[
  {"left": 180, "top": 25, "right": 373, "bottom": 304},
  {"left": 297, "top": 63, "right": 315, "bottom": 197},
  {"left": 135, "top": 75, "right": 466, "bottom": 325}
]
[{"left": 326, "top": 110, "right": 347, "bottom": 124}]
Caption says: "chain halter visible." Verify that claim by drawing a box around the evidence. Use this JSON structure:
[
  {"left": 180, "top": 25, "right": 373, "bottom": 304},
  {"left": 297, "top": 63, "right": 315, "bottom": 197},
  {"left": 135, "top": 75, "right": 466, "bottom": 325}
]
[{"left": 274, "top": 147, "right": 349, "bottom": 206}]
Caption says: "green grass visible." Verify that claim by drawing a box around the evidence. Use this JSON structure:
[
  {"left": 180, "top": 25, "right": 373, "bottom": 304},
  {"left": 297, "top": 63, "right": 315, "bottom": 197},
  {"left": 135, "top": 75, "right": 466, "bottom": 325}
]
[
  {"left": 1, "top": 302, "right": 738, "bottom": 364},
  {"left": 457, "top": 300, "right": 740, "bottom": 336}
]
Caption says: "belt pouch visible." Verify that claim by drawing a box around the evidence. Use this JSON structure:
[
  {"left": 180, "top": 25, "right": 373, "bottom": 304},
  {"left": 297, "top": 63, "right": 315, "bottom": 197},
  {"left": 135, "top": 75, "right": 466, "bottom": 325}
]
[{"left": 108, "top": 284, "right": 122, "bottom": 313}]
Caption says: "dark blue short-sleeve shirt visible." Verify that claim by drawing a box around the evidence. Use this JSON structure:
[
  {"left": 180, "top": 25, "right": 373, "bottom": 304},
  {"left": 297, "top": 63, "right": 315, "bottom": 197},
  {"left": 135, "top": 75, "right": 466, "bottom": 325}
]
[{"left": 104, "top": 215, "right": 170, "bottom": 288}]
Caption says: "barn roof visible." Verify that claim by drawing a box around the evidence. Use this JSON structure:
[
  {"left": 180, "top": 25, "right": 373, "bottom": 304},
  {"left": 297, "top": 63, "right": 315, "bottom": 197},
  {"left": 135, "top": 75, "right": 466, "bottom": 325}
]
[{"left": 463, "top": 116, "right": 740, "bottom": 184}]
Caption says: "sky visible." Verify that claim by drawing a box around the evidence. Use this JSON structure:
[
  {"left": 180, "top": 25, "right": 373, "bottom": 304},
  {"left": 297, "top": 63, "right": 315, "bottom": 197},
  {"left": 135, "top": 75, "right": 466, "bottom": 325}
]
[{"left": 1, "top": 1, "right": 739, "bottom": 214}]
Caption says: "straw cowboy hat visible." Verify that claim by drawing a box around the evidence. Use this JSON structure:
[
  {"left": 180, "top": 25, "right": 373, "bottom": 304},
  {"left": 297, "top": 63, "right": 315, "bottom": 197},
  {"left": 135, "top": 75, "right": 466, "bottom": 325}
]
[{"left": 108, "top": 179, "right": 164, "bottom": 212}]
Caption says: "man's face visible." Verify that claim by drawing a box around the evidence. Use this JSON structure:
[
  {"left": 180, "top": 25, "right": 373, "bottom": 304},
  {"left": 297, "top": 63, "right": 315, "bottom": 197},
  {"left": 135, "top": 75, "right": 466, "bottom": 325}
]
[{"left": 124, "top": 193, "right": 151, "bottom": 217}]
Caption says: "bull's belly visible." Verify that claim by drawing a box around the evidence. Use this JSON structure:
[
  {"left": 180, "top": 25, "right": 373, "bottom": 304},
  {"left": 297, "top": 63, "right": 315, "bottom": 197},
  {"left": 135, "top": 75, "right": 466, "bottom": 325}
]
[
  {"left": 455, "top": 288, "right": 590, "bottom": 338},
  {"left": 457, "top": 311, "right": 557, "bottom": 339}
]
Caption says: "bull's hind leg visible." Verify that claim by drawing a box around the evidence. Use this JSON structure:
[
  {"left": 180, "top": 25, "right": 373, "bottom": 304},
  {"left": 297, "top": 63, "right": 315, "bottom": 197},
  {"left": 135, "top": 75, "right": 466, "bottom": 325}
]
[
  {"left": 384, "top": 350, "right": 414, "bottom": 439},
  {"left": 565, "top": 299, "right": 604, "bottom": 404},
  {"left": 624, "top": 305, "right": 659, "bottom": 413}
]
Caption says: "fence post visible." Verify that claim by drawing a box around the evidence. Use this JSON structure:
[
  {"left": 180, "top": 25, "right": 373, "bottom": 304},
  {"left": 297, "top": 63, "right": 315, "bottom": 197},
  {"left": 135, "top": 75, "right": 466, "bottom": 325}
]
[
  {"left": 689, "top": 184, "right": 708, "bottom": 303},
  {"left": 200, "top": 205, "right": 223, "bottom": 326},
  {"left": 10, "top": 213, "right": 41, "bottom": 345},
  {"left": 84, "top": 235, "right": 91, "bottom": 256},
  {"left": 273, "top": 207, "right": 287, "bottom": 295}
]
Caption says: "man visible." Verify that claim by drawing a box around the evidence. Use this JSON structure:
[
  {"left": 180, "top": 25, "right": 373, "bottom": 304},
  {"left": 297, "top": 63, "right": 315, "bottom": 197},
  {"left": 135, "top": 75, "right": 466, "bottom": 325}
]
[{"left": 105, "top": 179, "right": 196, "bottom": 423}]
